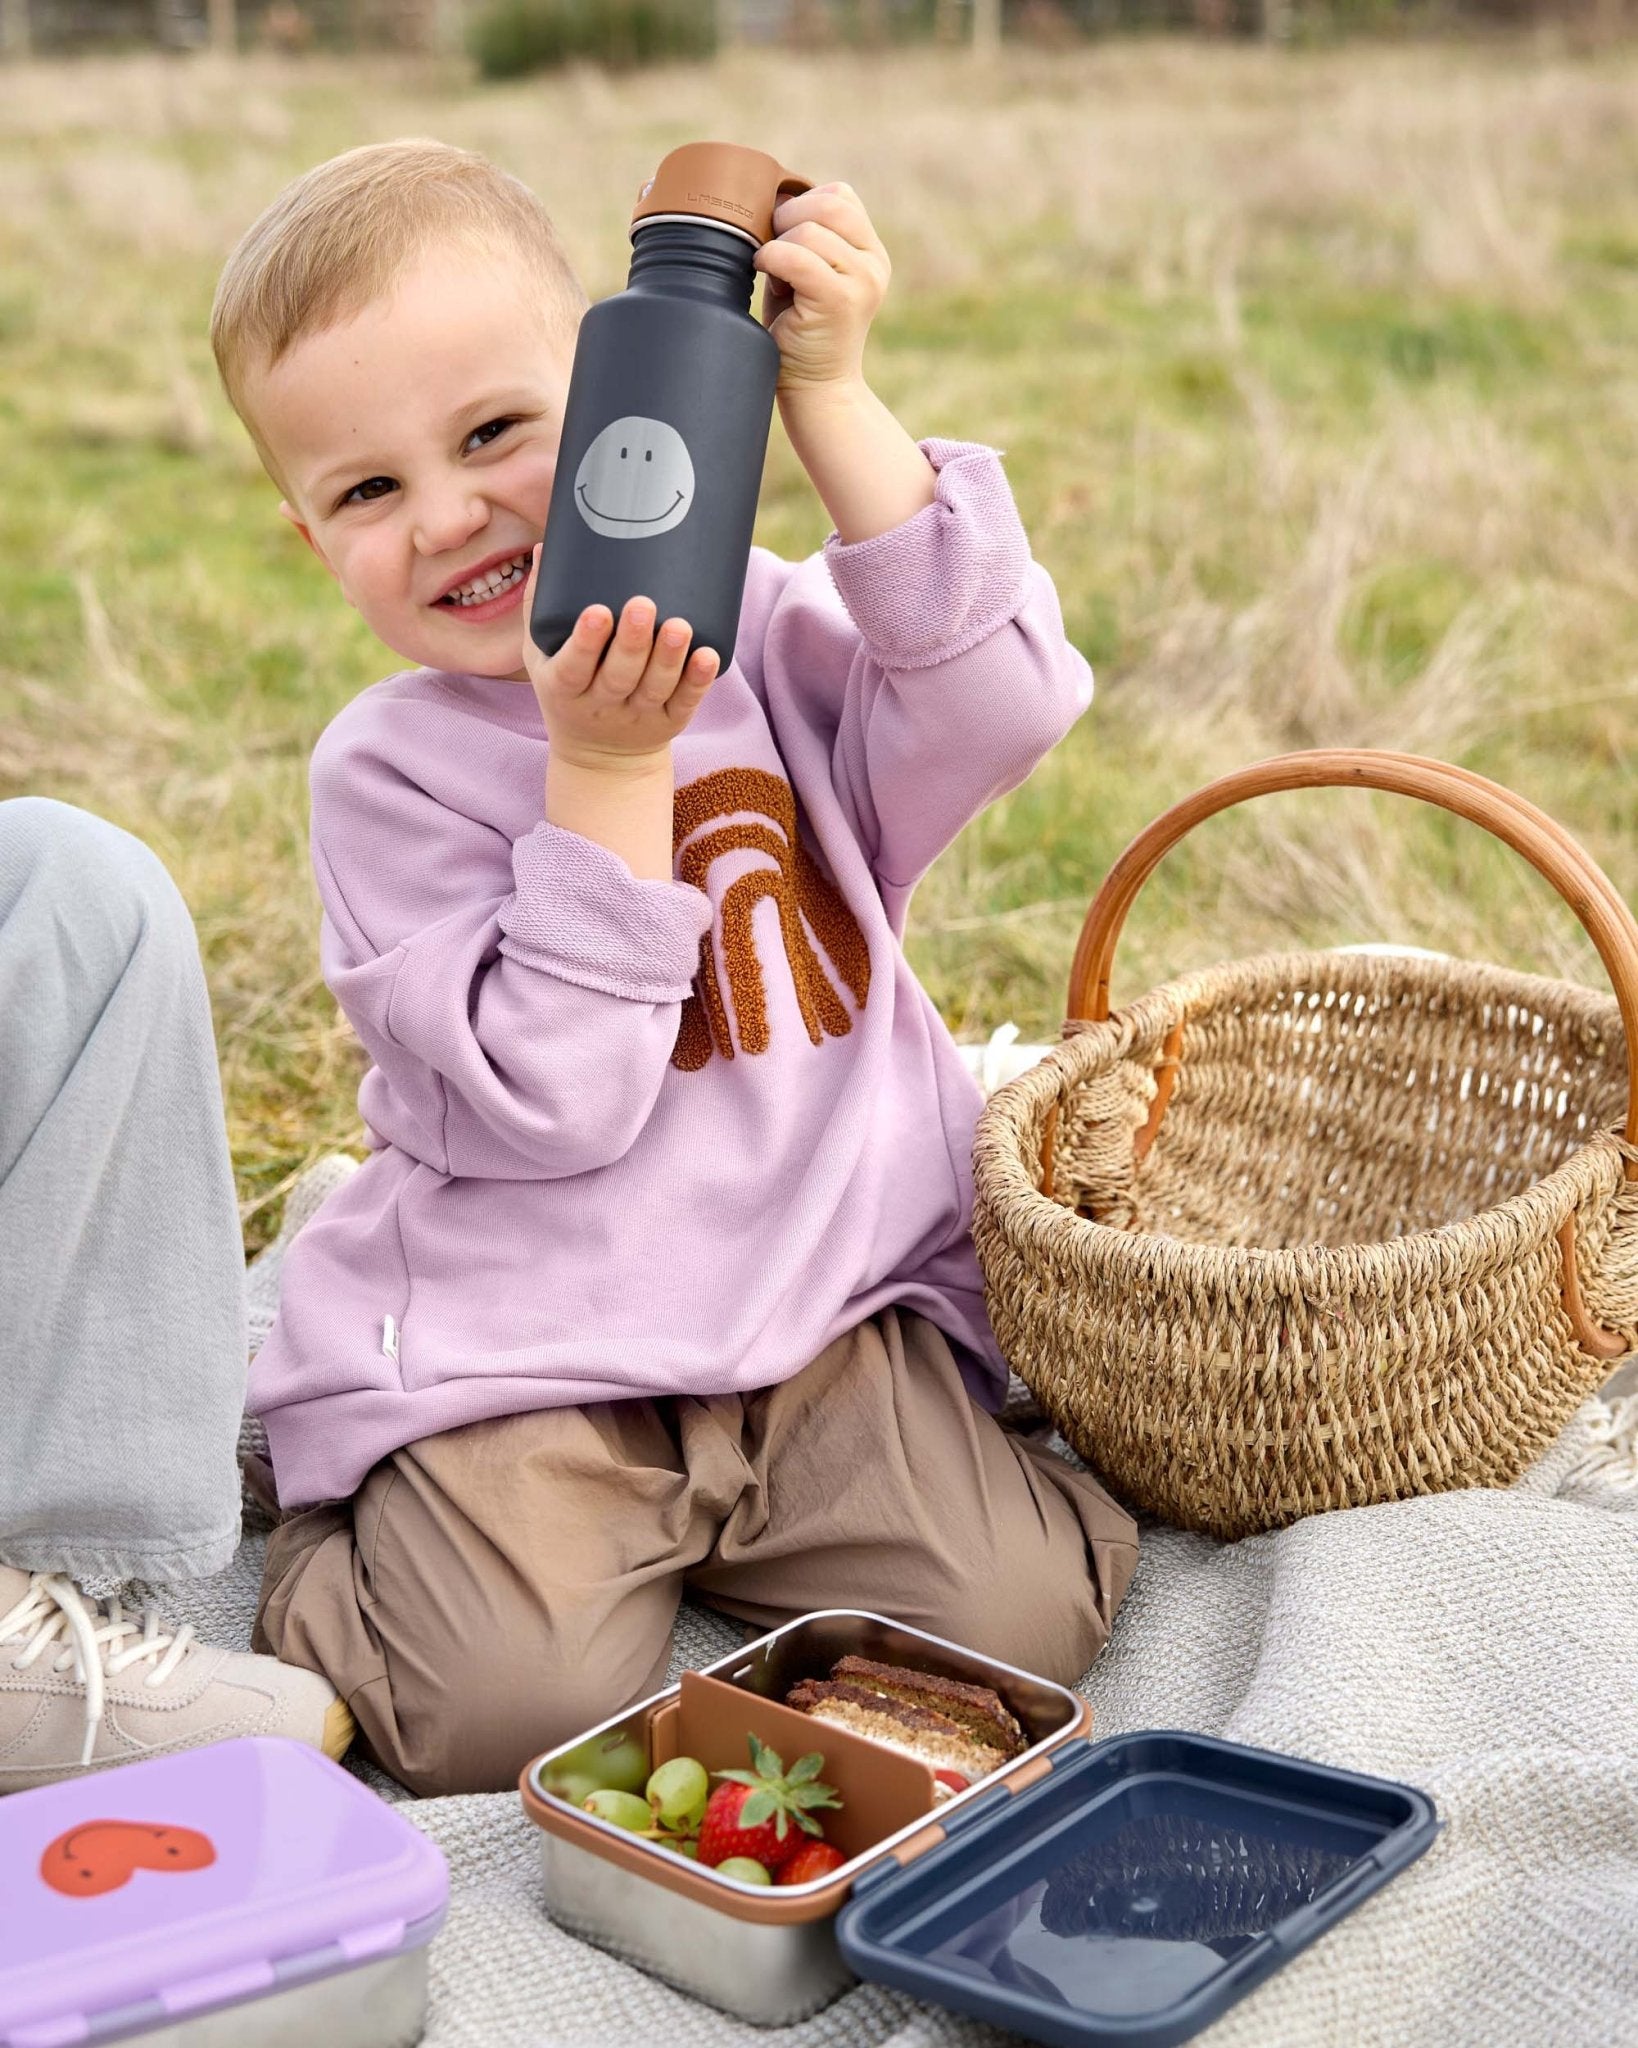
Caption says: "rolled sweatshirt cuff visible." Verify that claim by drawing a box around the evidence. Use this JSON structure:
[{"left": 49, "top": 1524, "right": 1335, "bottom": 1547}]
[
  {"left": 820, "top": 438, "right": 1034, "bottom": 671},
  {"left": 498, "top": 820, "right": 712, "bottom": 1003}
]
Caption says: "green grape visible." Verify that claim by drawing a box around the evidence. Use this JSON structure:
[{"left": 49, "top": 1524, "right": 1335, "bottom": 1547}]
[
  {"left": 549, "top": 1730, "right": 650, "bottom": 1796},
  {"left": 646, "top": 1756, "right": 710, "bottom": 1829},
  {"left": 715, "top": 1857, "right": 772, "bottom": 1885},
  {"left": 589, "top": 1734, "right": 652, "bottom": 1795},
  {"left": 582, "top": 1790, "right": 653, "bottom": 1833}
]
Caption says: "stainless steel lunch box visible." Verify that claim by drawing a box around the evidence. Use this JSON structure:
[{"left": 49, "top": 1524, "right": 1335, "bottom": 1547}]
[{"left": 520, "top": 1609, "right": 1090, "bottom": 2026}]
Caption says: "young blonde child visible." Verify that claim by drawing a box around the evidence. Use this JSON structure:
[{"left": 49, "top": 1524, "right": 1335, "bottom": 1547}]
[{"left": 214, "top": 137, "right": 1138, "bottom": 1797}]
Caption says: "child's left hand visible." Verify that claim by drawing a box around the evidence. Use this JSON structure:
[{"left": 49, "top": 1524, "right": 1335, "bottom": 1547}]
[{"left": 754, "top": 183, "right": 891, "bottom": 395}]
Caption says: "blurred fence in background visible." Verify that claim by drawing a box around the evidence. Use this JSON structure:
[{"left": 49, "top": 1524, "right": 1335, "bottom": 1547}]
[{"left": 2, "top": 0, "right": 1635, "bottom": 88}]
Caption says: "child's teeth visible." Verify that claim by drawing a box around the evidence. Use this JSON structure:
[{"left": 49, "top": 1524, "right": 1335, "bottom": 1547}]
[{"left": 449, "top": 558, "right": 527, "bottom": 606}]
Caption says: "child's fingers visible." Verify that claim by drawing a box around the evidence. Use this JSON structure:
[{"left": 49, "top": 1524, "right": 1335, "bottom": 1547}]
[
  {"left": 548, "top": 602, "right": 615, "bottom": 696},
  {"left": 632, "top": 617, "right": 694, "bottom": 706},
  {"left": 772, "top": 184, "right": 879, "bottom": 253},
  {"left": 664, "top": 646, "right": 720, "bottom": 726},
  {"left": 768, "top": 219, "right": 859, "bottom": 277},
  {"left": 591, "top": 595, "right": 659, "bottom": 701},
  {"left": 755, "top": 238, "right": 836, "bottom": 294}
]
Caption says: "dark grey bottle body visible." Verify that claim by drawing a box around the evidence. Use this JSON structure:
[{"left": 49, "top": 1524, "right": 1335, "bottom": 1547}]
[{"left": 530, "top": 222, "right": 780, "bottom": 674}]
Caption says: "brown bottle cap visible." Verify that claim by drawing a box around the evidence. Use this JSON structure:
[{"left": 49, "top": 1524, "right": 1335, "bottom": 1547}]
[{"left": 631, "top": 142, "right": 811, "bottom": 248}]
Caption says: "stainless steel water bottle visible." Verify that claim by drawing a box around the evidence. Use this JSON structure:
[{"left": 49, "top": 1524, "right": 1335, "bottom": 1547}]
[{"left": 529, "top": 142, "right": 811, "bottom": 674}]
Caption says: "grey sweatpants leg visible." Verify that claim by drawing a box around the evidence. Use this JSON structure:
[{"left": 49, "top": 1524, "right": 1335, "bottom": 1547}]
[{"left": 0, "top": 798, "right": 244, "bottom": 1582}]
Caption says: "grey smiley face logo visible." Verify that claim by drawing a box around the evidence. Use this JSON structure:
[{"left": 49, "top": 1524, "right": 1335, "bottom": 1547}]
[{"left": 574, "top": 416, "right": 695, "bottom": 540}]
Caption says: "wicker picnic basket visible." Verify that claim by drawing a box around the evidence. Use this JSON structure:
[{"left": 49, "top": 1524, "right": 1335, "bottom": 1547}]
[{"left": 971, "top": 750, "right": 1638, "bottom": 1540}]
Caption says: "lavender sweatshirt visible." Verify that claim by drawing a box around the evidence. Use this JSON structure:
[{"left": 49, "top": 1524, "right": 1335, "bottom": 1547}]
[{"left": 249, "top": 439, "right": 1093, "bottom": 1507}]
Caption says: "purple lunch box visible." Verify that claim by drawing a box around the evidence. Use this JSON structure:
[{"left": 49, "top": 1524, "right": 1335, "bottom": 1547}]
[{"left": 0, "top": 1736, "right": 448, "bottom": 2048}]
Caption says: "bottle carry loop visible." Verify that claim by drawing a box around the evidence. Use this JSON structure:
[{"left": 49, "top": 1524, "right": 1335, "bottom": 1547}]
[{"left": 632, "top": 142, "right": 812, "bottom": 248}]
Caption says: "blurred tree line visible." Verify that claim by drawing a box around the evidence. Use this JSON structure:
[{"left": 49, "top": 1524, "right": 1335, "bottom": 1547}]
[
  {"left": 463, "top": 0, "right": 1637, "bottom": 74},
  {"left": 2, "top": 0, "right": 1633, "bottom": 71}
]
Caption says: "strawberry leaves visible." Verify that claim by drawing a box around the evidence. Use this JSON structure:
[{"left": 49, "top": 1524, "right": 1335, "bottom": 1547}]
[
  {"left": 697, "top": 1735, "right": 844, "bottom": 1866},
  {"left": 716, "top": 1734, "right": 843, "bottom": 1840}
]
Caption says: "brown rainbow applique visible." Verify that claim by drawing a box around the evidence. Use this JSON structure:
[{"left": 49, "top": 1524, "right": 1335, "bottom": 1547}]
[{"left": 671, "top": 768, "right": 870, "bottom": 1072}]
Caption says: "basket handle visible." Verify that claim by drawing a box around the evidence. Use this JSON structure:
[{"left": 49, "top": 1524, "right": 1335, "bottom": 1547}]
[{"left": 1051, "top": 749, "right": 1637, "bottom": 1358}]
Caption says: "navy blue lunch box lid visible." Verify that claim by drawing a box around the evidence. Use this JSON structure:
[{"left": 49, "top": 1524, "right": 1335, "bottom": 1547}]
[{"left": 835, "top": 1729, "right": 1440, "bottom": 2048}]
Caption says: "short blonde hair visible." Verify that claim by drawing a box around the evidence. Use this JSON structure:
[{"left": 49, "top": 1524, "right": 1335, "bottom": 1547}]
[{"left": 211, "top": 138, "right": 587, "bottom": 499}]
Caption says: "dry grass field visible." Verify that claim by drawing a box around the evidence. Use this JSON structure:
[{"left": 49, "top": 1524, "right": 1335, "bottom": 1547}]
[{"left": 2, "top": 37, "right": 1637, "bottom": 1243}]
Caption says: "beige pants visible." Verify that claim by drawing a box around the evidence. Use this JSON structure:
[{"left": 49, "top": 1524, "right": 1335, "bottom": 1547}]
[{"left": 254, "top": 1308, "right": 1138, "bottom": 1796}]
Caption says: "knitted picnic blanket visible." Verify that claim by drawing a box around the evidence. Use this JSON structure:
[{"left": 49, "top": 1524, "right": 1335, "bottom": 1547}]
[{"left": 145, "top": 1154, "right": 1638, "bottom": 2048}]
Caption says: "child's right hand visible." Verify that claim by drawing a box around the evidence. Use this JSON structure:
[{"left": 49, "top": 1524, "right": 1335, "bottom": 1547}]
[{"left": 521, "top": 543, "right": 719, "bottom": 769}]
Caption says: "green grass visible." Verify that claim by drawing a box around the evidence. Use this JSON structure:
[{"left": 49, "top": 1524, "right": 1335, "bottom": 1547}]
[{"left": 3, "top": 38, "right": 1638, "bottom": 1247}]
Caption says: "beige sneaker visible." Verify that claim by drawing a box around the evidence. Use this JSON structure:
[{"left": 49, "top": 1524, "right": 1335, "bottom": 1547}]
[{"left": 0, "top": 1567, "right": 355, "bottom": 1794}]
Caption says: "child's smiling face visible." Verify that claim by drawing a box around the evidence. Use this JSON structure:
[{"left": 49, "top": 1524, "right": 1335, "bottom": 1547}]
[{"left": 249, "top": 238, "right": 579, "bottom": 683}]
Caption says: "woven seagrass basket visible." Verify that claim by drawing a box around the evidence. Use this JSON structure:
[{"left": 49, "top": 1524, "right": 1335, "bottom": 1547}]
[{"left": 971, "top": 750, "right": 1638, "bottom": 1540}]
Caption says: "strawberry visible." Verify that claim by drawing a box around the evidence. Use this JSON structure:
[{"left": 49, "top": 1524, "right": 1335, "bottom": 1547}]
[
  {"left": 696, "top": 1782, "right": 783, "bottom": 1870},
  {"left": 933, "top": 1769, "right": 970, "bottom": 1797},
  {"left": 777, "top": 1840, "right": 847, "bottom": 1886},
  {"left": 695, "top": 1735, "right": 842, "bottom": 1871}
]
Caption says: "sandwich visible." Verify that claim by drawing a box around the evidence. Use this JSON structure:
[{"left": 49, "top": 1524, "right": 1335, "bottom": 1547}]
[{"left": 784, "top": 1655, "right": 1025, "bottom": 1790}]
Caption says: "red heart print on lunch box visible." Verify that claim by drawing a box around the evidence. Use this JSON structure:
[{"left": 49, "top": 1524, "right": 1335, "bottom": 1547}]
[{"left": 39, "top": 1819, "right": 217, "bottom": 1897}]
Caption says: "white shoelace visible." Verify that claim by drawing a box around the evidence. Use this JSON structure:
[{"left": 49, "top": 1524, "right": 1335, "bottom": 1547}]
[{"left": 0, "top": 1573, "right": 196, "bottom": 1766}]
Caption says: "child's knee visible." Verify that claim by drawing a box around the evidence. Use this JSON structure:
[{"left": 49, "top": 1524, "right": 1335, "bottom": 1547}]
[
  {"left": 260, "top": 1464, "right": 679, "bottom": 1796},
  {"left": 374, "top": 1642, "right": 659, "bottom": 1797},
  {"left": 919, "top": 1562, "right": 1112, "bottom": 1694},
  {"left": 916, "top": 1498, "right": 1137, "bottom": 1692}
]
